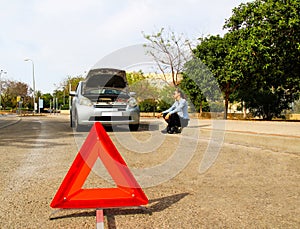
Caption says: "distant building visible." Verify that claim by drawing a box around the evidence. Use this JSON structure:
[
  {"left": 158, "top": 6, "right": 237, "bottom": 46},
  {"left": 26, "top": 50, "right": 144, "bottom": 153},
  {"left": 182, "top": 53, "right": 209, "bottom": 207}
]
[{"left": 144, "top": 72, "right": 183, "bottom": 88}]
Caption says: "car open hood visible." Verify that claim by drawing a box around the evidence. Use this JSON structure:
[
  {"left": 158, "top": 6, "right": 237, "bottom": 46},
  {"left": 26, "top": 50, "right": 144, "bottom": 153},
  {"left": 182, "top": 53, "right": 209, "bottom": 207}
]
[{"left": 84, "top": 68, "right": 127, "bottom": 89}]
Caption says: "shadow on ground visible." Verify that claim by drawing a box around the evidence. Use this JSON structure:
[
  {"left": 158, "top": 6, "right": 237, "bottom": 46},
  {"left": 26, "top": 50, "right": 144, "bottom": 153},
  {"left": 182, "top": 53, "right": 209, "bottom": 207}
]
[{"left": 49, "top": 192, "right": 189, "bottom": 228}]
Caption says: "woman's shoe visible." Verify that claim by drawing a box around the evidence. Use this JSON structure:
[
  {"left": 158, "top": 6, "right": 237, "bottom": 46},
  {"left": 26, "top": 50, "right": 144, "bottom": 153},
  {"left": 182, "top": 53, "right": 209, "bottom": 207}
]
[
  {"left": 167, "top": 127, "right": 175, "bottom": 134},
  {"left": 174, "top": 127, "right": 182, "bottom": 133}
]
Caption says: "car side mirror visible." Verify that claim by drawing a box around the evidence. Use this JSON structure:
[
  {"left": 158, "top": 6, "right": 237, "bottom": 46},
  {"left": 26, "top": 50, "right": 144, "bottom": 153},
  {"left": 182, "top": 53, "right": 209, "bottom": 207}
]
[
  {"left": 69, "top": 91, "right": 77, "bottom": 96},
  {"left": 129, "top": 92, "right": 136, "bottom": 97}
]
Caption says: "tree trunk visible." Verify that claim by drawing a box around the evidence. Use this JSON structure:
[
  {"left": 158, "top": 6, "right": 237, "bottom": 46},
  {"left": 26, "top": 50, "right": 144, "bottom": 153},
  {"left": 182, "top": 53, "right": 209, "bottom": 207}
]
[
  {"left": 243, "top": 101, "right": 247, "bottom": 119},
  {"left": 199, "top": 102, "right": 203, "bottom": 117},
  {"left": 224, "top": 100, "right": 228, "bottom": 119},
  {"left": 224, "top": 94, "right": 229, "bottom": 120}
]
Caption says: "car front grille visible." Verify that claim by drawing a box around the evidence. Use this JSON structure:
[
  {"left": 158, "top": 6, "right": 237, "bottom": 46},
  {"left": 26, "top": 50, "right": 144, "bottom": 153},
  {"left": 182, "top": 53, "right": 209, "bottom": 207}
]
[
  {"left": 94, "top": 104, "right": 127, "bottom": 111},
  {"left": 89, "top": 116, "right": 131, "bottom": 121}
]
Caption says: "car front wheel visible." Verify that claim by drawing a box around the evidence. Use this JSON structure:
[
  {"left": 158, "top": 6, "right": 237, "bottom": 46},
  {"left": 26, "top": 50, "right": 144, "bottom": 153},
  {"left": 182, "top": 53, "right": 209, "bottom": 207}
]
[
  {"left": 129, "top": 123, "right": 139, "bottom": 131},
  {"left": 70, "top": 113, "right": 74, "bottom": 127},
  {"left": 74, "top": 112, "right": 84, "bottom": 132}
]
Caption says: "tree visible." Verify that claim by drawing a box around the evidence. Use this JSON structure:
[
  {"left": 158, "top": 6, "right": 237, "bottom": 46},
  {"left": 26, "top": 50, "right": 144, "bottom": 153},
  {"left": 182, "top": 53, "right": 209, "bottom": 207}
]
[
  {"left": 127, "top": 70, "right": 161, "bottom": 115},
  {"left": 127, "top": 70, "right": 152, "bottom": 101},
  {"left": 0, "top": 80, "right": 31, "bottom": 110},
  {"left": 190, "top": 35, "right": 242, "bottom": 119},
  {"left": 59, "top": 75, "right": 84, "bottom": 92},
  {"left": 181, "top": 56, "right": 223, "bottom": 114},
  {"left": 54, "top": 75, "right": 85, "bottom": 109},
  {"left": 224, "top": 0, "right": 300, "bottom": 119},
  {"left": 41, "top": 93, "right": 53, "bottom": 109},
  {"left": 126, "top": 70, "right": 146, "bottom": 86},
  {"left": 143, "top": 28, "right": 192, "bottom": 86}
]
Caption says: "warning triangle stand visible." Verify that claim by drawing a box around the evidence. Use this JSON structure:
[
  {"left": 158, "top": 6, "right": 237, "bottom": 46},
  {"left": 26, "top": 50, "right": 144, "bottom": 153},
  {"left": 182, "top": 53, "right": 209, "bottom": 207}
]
[{"left": 50, "top": 122, "right": 148, "bottom": 209}]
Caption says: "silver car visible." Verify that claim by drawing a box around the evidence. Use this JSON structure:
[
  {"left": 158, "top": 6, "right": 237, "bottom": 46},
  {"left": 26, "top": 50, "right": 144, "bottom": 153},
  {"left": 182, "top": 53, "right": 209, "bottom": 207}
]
[{"left": 70, "top": 68, "right": 140, "bottom": 131}]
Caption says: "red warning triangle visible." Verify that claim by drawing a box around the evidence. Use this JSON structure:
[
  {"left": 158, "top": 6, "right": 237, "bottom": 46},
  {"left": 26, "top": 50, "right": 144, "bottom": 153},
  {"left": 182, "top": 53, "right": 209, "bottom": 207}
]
[{"left": 50, "top": 122, "right": 148, "bottom": 209}]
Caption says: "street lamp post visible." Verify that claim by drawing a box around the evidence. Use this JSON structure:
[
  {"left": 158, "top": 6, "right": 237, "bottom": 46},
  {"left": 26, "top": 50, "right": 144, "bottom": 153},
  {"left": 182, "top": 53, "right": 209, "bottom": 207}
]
[
  {"left": 0, "top": 70, "right": 7, "bottom": 110},
  {"left": 24, "top": 59, "right": 36, "bottom": 114}
]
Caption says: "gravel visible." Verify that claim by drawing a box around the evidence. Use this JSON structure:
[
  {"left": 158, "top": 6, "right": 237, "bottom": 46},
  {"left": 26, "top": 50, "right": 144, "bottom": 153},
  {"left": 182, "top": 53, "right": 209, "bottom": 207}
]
[{"left": 0, "top": 115, "right": 299, "bottom": 228}]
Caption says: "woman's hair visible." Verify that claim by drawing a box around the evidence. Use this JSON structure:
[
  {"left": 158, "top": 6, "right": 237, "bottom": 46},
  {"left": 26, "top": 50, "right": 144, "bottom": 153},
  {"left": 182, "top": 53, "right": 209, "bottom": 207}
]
[{"left": 175, "top": 88, "right": 186, "bottom": 99}]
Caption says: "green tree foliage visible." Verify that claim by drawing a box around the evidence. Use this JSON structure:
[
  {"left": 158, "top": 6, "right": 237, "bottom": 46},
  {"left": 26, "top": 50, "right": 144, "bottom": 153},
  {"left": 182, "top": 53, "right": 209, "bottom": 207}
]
[
  {"left": 183, "top": 0, "right": 299, "bottom": 120},
  {"left": 184, "top": 35, "right": 240, "bottom": 118},
  {"left": 127, "top": 71, "right": 160, "bottom": 102},
  {"left": 52, "top": 75, "right": 85, "bottom": 110},
  {"left": 157, "top": 84, "right": 175, "bottom": 110},
  {"left": 59, "top": 75, "right": 85, "bottom": 93},
  {"left": 0, "top": 80, "right": 31, "bottom": 110},
  {"left": 182, "top": 46, "right": 227, "bottom": 115},
  {"left": 41, "top": 93, "right": 53, "bottom": 109},
  {"left": 127, "top": 71, "right": 174, "bottom": 113},
  {"left": 179, "top": 73, "right": 208, "bottom": 113},
  {"left": 139, "top": 99, "right": 157, "bottom": 112},
  {"left": 224, "top": 0, "right": 300, "bottom": 119},
  {"left": 127, "top": 70, "right": 146, "bottom": 85}
]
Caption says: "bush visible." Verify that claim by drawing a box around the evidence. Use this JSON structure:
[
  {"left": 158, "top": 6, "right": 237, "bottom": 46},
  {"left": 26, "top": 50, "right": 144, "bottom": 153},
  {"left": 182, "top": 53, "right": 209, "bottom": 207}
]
[
  {"left": 156, "top": 100, "right": 172, "bottom": 112},
  {"left": 209, "top": 101, "right": 224, "bottom": 112},
  {"left": 60, "top": 104, "right": 70, "bottom": 110},
  {"left": 139, "top": 99, "right": 157, "bottom": 112}
]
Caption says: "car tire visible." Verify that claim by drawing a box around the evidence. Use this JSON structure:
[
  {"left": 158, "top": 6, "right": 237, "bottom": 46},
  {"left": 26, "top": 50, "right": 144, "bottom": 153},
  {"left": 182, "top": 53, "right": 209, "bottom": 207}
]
[
  {"left": 129, "top": 123, "right": 139, "bottom": 131},
  {"left": 70, "top": 113, "right": 74, "bottom": 127},
  {"left": 74, "top": 112, "right": 84, "bottom": 132}
]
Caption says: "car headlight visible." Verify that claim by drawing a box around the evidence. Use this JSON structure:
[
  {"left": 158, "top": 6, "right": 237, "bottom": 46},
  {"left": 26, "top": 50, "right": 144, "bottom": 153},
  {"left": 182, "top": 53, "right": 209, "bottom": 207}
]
[
  {"left": 79, "top": 96, "right": 93, "bottom": 106},
  {"left": 127, "top": 97, "right": 137, "bottom": 108}
]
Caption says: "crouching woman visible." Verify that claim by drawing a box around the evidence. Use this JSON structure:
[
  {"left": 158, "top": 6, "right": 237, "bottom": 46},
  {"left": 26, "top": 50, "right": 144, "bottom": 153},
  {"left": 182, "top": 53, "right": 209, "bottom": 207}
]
[{"left": 157, "top": 88, "right": 189, "bottom": 134}]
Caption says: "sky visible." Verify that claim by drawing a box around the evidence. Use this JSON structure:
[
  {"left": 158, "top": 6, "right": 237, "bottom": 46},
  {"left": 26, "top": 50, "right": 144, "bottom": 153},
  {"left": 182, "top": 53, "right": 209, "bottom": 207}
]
[{"left": 0, "top": 0, "right": 249, "bottom": 93}]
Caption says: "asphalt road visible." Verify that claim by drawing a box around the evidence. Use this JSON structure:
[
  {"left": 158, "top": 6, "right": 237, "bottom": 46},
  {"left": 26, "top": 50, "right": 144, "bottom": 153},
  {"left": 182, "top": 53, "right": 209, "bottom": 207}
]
[{"left": 0, "top": 114, "right": 299, "bottom": 228}]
